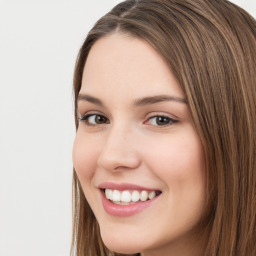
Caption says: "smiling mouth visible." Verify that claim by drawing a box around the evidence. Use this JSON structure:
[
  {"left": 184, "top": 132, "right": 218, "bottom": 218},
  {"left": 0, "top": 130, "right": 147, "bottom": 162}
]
[{"left": 103, "top": 189, "right": 162, "bottom": 205}]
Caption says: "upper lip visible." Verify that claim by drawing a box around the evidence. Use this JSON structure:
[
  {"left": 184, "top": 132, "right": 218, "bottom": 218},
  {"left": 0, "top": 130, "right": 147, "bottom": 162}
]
[{"left": 98, "top": 182, "right": 161, "bottom": 192}]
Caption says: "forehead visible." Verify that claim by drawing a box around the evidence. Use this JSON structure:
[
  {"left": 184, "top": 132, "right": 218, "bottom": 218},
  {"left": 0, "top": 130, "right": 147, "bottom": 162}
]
[{"left": 81, "top": 33, "right": 184, "bottom": 100}]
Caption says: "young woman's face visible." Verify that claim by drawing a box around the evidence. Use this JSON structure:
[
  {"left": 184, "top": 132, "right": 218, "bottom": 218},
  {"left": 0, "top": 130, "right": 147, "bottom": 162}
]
[{"left": 73, "top": 33, "right": 206, "bottom": 255}]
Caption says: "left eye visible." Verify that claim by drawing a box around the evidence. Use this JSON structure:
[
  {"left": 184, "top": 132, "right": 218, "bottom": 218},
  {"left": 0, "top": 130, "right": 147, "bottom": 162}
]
[{"left": 146, "top": 116, "right": 176, "bottom": 126}]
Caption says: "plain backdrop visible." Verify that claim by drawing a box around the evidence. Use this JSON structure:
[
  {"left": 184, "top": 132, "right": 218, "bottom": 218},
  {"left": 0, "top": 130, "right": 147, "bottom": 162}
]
[{"left": 0, "top": 1, "right": 255, "bottom": 256}]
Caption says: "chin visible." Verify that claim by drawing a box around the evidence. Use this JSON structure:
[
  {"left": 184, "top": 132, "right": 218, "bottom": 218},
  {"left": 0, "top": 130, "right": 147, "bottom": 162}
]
[{"left": 100, "top": 228, "right": 142, "bottom": 254}]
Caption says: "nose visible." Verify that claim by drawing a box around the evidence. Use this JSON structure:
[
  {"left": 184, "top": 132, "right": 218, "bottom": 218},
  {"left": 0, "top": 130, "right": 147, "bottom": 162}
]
[{"left": 97, "top": 125, "right": 141, "bottom": 172}]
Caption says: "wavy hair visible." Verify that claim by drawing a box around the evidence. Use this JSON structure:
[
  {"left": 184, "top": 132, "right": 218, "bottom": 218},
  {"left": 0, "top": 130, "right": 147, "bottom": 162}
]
[{"left": 71, "top": 0, "right": 256, "bottom": 255}]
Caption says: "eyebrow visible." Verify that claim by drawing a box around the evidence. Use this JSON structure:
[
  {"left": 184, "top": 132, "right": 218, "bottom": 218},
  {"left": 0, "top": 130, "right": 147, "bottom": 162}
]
[
  {"left": 77, "top": 94, "right": 104, "bottom": 107},
  {"left": 133, "top": 95, "right": 187, "bottom": 106},
  {"left": 77, "top": 93, "right": 187, "bottom": 107}
]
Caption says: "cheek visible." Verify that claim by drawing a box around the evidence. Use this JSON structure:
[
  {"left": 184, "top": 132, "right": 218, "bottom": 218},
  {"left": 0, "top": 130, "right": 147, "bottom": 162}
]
[
  {"left": 141, "top": 129, "right": 205, "bottom": 186},
  {"left": 72, "top": 132, "right": 99, "bottom": 184},
  {"left": 141, "top": 130, "right": 206, "bottom": 226}
]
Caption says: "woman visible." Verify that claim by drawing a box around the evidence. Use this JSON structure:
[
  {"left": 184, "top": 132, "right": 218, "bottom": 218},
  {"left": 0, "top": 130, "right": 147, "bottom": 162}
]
[{"left": 71, "top": 0, "right": 256, "bottom": 255}]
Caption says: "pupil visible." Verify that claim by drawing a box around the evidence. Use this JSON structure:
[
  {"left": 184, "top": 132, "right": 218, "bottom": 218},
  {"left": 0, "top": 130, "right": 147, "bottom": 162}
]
[
  {"left": 96, "top": 115, "right": 105, "bottom": 124},
  {"left": 156, "top": 116, "right": 169, "bottom": 125}
]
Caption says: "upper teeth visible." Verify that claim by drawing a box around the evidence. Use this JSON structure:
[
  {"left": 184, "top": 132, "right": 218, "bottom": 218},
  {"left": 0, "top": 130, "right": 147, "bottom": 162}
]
[{"left": 105, "top": 189, "right": 157, "bottom": 204}]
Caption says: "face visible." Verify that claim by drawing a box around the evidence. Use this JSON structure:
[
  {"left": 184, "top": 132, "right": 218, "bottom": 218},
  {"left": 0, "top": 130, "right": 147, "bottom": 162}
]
[{"left": 73, "top": 33, "right": 206, "bottom": 256}]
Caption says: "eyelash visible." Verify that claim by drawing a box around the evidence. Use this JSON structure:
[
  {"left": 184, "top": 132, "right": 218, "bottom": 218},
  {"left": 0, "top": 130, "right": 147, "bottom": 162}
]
[
  {"left": 145, "top": 115, "right": 177, "bottom": 126},
  {"left": 78, "top": 114, "right": 109, "bottom": 126},
  {"left": 78, "top": 113, "right": 177, "bottom": 127}
]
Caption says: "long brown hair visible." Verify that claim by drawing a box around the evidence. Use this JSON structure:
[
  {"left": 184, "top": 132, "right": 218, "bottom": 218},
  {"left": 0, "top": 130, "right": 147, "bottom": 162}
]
[{"left": 71, "top": 0, "right": 256, "bottom": 255}]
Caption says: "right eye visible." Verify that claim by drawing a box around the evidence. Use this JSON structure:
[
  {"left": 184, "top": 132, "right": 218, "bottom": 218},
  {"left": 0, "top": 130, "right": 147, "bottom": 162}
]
[{"left": 79, "top": 114, "right": 109, "bottom": 126}]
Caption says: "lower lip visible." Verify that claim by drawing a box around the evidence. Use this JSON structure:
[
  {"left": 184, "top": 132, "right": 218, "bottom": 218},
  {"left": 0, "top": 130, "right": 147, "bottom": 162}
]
[{"left": 100, "top": 190, "right": 159, "bottom": 217}]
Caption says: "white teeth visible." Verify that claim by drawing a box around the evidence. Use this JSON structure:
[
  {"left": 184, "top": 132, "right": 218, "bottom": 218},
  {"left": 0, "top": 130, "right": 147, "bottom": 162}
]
[
  {"left": 105, "top": 189, "right": 113, "bottom": 200},
  {"left": 148, "top": 191, "right": 156, "bottom": 200},
  {"left": 112, "top": 190, "right": 121, "bottom": 202},
  {"left": 140, "top": 190, "right": 148, "bottom": 201},
  {"left": 104, "top": 189, "right": 158, "bottom": 204},
  {"left": 121, "top": 190, "right": 131, "bottom": 203},
  {"left": 131, "top": 190, "right": 140, "bottom": 202}
]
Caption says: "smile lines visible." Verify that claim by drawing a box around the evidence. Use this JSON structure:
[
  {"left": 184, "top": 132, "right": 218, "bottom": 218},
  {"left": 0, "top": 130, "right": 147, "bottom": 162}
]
[{"left": 104, "top": 189, "right": 161, "bottom": 205}]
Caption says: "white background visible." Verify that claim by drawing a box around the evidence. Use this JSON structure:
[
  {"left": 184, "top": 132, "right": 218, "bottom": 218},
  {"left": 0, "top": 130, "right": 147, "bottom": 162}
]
[{"left": 0, "top": 1, "right": 255, "bottom": 256}]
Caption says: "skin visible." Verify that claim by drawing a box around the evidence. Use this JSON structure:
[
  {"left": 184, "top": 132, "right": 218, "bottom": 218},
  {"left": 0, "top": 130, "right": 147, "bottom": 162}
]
[{"left": 73, "top": 33, "right": 206, "bottom": 256}]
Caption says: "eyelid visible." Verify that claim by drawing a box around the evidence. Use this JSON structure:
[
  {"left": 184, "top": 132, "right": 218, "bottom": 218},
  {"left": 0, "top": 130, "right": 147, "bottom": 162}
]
[
  {"left": 144, "top": 113, "right": 178, "bottom": 127},
  {"left": 78, "top": 110, "right": 105, "bottom": 119},
  {"left": 78, "top": 112, "right": 110, "bottom": 126}
]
